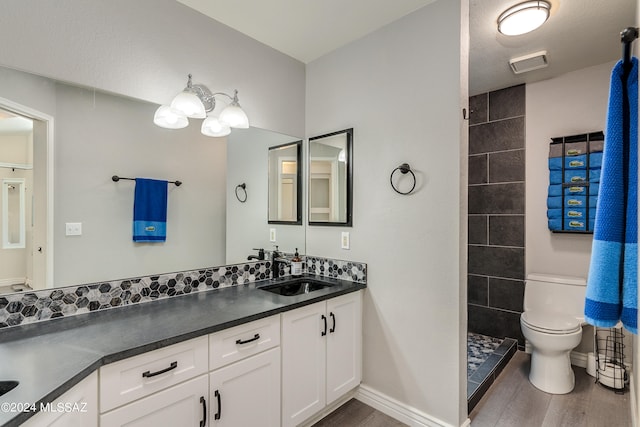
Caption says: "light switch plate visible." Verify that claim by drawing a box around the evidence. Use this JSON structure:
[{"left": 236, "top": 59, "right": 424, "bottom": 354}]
[
  {"left": 65, "top": 222, "right": 82, "bottom": 236},
  {"left": 341, "top": 231, "right": 350, "bottom": 250},
  {"left": 269, "top": 228, "right": 276, "bottom": 242}
]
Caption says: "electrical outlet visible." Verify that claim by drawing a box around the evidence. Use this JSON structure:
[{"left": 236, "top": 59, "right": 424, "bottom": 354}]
[
  {"left": 341, "top": 231, "right": 350, "bottom": 250},
  {"left": 65, "top": 222, "right": 82, "bottom": 236},
  {"left": 270, "top": 228, "right": 276, "bottom": 242}
]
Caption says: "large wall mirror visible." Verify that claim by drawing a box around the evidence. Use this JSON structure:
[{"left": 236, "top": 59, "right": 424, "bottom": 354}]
[
  {"left": 308, "top": 128, "right": 353, "bottom": 226},
  {"left": 0, "top": 64, "right": 306, "bottom": 296},
  {"left": 268, "top": 141, "right": 302, "bottom": 225}
]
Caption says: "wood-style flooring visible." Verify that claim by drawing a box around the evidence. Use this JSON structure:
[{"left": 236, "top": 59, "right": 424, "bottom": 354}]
[
  {"left": 471, "top": 351, "right": 631, "bottom": 427},
  {"left": 313, "top": 351, "right": 631, "bottom": 427},
  {"left": 311, "top": 398, "right": 406, "bottom": 427}
]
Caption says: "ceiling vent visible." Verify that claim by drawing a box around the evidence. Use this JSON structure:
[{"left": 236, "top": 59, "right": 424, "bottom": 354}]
[{"left": 509, "top": 51, "right": 548, "bottom": 74}]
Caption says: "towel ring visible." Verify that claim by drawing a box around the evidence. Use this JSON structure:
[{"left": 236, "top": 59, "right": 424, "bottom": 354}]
[
  {"left": 390, "top": 163, "right": 416, "bottom": 195},
  {"left": 235, "top": 183, "right": 247, "bottom": 203}
]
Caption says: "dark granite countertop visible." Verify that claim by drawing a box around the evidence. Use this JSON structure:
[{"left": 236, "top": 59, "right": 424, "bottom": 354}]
[{"left": 0, "top": 275, "right": 366, "bottom": 426}]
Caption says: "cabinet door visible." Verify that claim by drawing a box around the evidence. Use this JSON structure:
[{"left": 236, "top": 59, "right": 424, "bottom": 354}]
[
  {"left": 21, "top": 372, "right": 98, "bottom": 427},
  {"left": 326, "top": 291, "right": 362, "bottom": 404},
  {"left": 209, "top": 347, "right": 280, "bottom": 426},
  {"left": 100, "top": 375, "right": 208, "bottom": 427},
  {"left": 281, "top": 301, "right": 327, "bottom": 427}
]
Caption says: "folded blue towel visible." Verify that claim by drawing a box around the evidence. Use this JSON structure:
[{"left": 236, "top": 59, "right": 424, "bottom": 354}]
[
  {"left": 547, "top": 196, "right": 597, "bottom": 209},
  {"left": 585, "top": 58, "right": 638, "bottom": 334},
  {"left": 548, "top": 218, "right": 594, "bottom": 232},
  {"left": 547, "top": 207, "right": 595, "bottom": 220},
  {"left": 133, "top": 178, "right": 168, "bottom": 242},
  {"left": 548, "top": 184, "right": 599, "bottom": 197},
  {"left": 549, "top": 169, "right": 601, "bottom": 185},
  {"left": 548, "top": 152, "right": 603, "bottom": 171}
]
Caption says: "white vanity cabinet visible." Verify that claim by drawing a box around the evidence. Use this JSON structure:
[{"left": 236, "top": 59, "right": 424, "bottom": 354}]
[
  {"left": 208, "top": 315, "right": 281, "bottom": 426},
  {"left": 21, "top": 372, "right": 98, "bottom": 427},
  {"left": 99, "top": 336, "right": 209, "bottom": 426},
  {"left": 281, "top": 291, "right": 362, "bottom": 427}
]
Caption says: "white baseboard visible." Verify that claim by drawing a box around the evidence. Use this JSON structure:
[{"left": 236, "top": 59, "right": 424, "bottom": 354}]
[
  {"left": 298, "top": 391, "right": 356, "bottom": 427},
  {"left": 0, "top": 277, "right": 25, "bottom": 287},
  {"left": 570, "top": 350, "right": 588, "bottom": 368},
  {"left": 356, "top": 384, "right": 462, "bottom": 427}
]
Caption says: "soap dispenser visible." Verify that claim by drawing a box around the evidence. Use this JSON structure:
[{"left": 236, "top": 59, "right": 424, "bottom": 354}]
[{"left": 291, "top": 248, "right": 303, "bottom": 276}]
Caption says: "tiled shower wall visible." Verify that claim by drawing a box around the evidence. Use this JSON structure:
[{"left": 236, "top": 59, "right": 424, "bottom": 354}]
[{"left": 467, "top": 85, "right": 525, "bottom": 345}]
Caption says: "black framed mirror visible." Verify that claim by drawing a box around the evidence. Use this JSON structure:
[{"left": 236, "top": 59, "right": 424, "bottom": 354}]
[
  {"left": 308, "top": 128, "right": 353, "bottom": 227},
  {"left": 268, "top": 140, "right": 302, "bottom": 225}
]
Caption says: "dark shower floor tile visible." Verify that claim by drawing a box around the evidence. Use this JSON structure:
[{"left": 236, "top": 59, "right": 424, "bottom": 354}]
[{"left": 467, "top": 333, "right": 517, "bottom": 413}]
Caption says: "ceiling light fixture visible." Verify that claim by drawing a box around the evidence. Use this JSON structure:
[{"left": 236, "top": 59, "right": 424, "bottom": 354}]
[
  {"left": 153, "top": 74, "right": 249, "bottom": 137},
  {"left": 498, "top": 1, "right": 551, "bottom": 36}
]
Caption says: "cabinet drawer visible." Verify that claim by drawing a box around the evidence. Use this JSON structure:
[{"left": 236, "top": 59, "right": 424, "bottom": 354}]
[
  {"left": 100, "top": 336, "right": 208, "bottom": 413},
  {"left": 209, "top": 315, "right": 280, "bottom": 370},
  {"left": 100, "top": 374, "right": 208, "bottom": 427}
]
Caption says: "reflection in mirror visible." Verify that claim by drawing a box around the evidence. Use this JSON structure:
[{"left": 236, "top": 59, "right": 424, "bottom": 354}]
[
  {"left": 0, "top": 65, "right": 306, "bottom": 297},
  {"left": 2, "top": 179, "right": 26, "bottom": 249},
  {"left": 0, "top": 108, "right": 36, "bottom": 294},
  {"left": 268, "top": 141, "right": 302, "bottom": 225},
  {"left": 308, "top": 128, "right": 353, "bottom": 226},
  {"left": 226, "top": 129, "right": 305, "bottom": 265}
]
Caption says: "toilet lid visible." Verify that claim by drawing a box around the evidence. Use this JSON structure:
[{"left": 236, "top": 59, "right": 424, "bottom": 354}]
[{"left": 521, "top": 310, "right": 581, "bottom": 334}]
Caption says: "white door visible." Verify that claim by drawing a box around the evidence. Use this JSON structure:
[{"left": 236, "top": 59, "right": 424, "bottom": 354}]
[
  {"left": 281, "top": 301, "right": 327, "bottom": 427},
  {"left": 209, "top": 348, "right": 280, "bottom": 426},
  {"left": 326, "top": 292, "right": 362, "bottom": 404},
  {"left": 100, "top": 375, "right": 208, "bottom": 427}
]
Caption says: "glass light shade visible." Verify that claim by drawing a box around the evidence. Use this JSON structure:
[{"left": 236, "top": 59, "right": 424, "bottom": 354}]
[
  {"left": 201, "top": 116, "right": 231, "bottom": 137},
  {"left": 498, "top": 1, "right": 550, "bottom": 36},
  {"left": 219, "top": 104, "right": 249, "bottom": 129},
  {"left": 153, "top": 105, "right": 188, "bottom": 129},
  {"left": 338, "top": 149, "right": 346, "bottom": 162},
  {"left": 170, "top": 91, "right": 207, "bottom": 118}
]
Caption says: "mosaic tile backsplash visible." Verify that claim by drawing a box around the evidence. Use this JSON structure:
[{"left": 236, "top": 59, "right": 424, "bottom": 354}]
[{"left": 0, "top": 255, "right": 366, "bottom": 329}]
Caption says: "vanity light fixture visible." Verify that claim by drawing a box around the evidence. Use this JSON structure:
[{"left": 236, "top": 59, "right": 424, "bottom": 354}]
[
  {"left": 498, "top": 1, "right": 551, "bottom": 36},
  {"left": 153, "top": 74, "right": 249, "bottom": 137}
]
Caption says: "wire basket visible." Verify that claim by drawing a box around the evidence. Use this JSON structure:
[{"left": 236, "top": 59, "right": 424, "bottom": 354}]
[{"left": 594, "top": 327, "right": 628, "bottom": 392}]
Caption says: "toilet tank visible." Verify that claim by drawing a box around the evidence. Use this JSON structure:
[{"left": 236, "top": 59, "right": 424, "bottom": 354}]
[{"left": 523, "top": 273, "right": 587, "bottom": 319}]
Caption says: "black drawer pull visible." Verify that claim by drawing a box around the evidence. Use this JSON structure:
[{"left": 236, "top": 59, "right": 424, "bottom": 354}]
[
  {"left": 236, "top": 333, "right": 260, "bottom": 345},
  {"left": 214, "top": 389, "right": 222, "bottom": 420},
  {"left": 330, "top": 312, "right": 336, "bottom": 333},
  {"left": 142, "top": 361, "right": 178, "bottom": 378},
  {"left": 321, "top": 315, "right": 327, "bottom": 336},
  {"left": 199, "top": 396, "right": 207, "bottom": 427}
]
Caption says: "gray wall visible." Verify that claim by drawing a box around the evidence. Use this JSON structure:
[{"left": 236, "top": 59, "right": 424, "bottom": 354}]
[
  {"left": 0, "top": 0, "right": 305, "bottom": 137},
  {"left": 306, "top": 1, "right": 468, "bottom": 424},
  {"left": 226, "top": 128, "right": 304, "bottom": 264},
  {"left": 467, "top": 85, "right": 526, "bottom": 344}
]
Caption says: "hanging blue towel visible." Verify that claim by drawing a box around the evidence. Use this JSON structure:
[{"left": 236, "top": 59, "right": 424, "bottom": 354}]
[
  {"left": 133, "top": 178, "right": 168, "bottom": 242},
  {"left": 585, "top": 57, "right": 638, "bottom": 334}
]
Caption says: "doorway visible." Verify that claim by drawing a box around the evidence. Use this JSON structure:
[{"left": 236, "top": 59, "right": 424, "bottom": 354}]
[{"left": 0, "top": 99, "right": 53, "bottom": 293}]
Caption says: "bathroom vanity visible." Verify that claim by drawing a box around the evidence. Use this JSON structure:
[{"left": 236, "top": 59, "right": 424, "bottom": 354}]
[{"left": 0, "top": 276, "right": 364, "bottom": 427}]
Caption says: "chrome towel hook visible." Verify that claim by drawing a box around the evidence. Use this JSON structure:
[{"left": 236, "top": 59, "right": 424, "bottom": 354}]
[{"left": 390, "top": 163, "right": 416, "bottom": 195}]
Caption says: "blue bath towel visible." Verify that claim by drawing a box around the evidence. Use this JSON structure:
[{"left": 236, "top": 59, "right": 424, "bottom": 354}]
[
  {"left": 133, "top": 178, "right": 168, "bottom": 242},
  {"left": 585, "top": 58, "right": 638, "bottom": 334}
]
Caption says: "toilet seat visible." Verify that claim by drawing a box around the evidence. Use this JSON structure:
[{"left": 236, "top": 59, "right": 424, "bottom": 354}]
[{"left": 521, "top": 310, "right": 581, "bottom": 335}]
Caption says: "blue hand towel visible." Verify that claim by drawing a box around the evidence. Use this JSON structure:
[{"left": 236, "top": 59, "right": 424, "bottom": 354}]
[
  {"left": 585, "top": 58, "right": 638, "bottom": 334},
  {"left": 133, "top": 178, "right": 168, "bottom": 242}
]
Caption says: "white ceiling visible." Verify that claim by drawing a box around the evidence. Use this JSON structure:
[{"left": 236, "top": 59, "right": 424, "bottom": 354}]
[
  {"left": 178, "top": 0, "right": 637, "bottom": 96},
  {"left": 470, "top": 0, "right": 637, "bottom": 95},
  {"left": 0, "top": 110, "right": 32, "bottom": 134},
  {"left": 176, "top": 0, "right": 436, "bottom": 63}
]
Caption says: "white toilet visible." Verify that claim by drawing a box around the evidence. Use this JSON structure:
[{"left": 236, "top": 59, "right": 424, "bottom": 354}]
[{"left": 520, "top": 273, "right": 586, "bottom": 394}]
